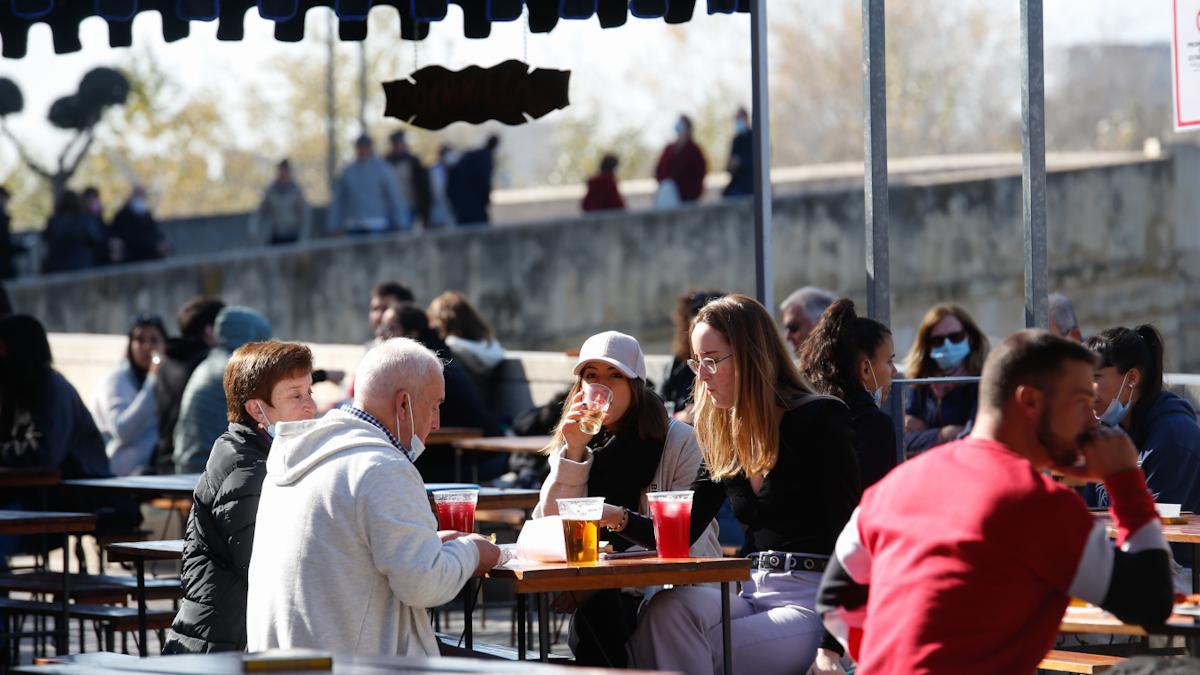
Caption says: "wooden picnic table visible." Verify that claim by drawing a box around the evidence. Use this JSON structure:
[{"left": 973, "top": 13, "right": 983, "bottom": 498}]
[
  {"left": 448, "top": 435, "right": 551, "bottom": 482},
  {"left": 485, "top": 556, "right": 751, "bottom": 674},
  {"left": 13, "top": 650, "right": 666, "bottom": 673},
  {"left": 1097, "top": 513, "right": 1200, "bottom": 591},
  {"left": 105, "top": 540, "right": 185, "bottom": 656},
  {"left": 0, "top": 510, "right": 97, "bottom": 656},
  {"left": 427, "top": 427, "right": 485, "bottom": 444},
  {"left": 62, "top": 474, "right": 202, "bottom": 499},
  {"left": 1061, "top": 603, "right": 1200, "bottom": 654},
  {"left": 0, "top": 467, "right": 60, "bottom": 489}
]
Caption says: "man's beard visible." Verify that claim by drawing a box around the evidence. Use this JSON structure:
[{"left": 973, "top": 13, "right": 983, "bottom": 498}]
[{"left": 1037, "top": 408, "right": 1084, "bottom": 469}]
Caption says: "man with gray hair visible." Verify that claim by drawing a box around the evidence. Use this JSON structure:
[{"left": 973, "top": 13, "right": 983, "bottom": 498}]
[
  {"left": 246, "top": 337, "right": 499, "bottom": 657},
  {"left": 779, "top": 286, "right": 837, "bottom": 354},
  {"left": 1048, "top": 293, "right": 1082, "bottom": 342}
]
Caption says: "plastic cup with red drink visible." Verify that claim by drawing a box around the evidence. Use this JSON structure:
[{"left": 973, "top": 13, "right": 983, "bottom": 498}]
[
  {"left": 647, "top": 490, "right": 693, "bottom": 559},
  {"left": 433, "top": 489, "right": 478, "bottom": 532}
]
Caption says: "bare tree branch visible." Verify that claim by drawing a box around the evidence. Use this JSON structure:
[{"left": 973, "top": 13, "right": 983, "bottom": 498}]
[
  {"left": 0, "top": 119, "right": 53, "bottom": 179},
  {"left": 63, "top": 128, "right": 95, "bottom": 180}
]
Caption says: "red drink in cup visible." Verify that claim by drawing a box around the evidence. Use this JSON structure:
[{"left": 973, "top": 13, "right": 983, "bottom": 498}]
[
  {"left": 433, "top": 489, "right": 478, "bottom": 532},
  {"left": 647, "top": 491, "right": 693, "bottom": 559}
]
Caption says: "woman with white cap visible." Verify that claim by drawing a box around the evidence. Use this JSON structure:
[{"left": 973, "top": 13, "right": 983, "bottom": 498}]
[{"left": 533, "top": 330, "right": 721, "bottom": 668}]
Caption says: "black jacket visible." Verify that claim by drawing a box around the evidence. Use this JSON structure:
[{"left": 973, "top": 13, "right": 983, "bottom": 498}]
[
  {"left": 162, "top": 423, "right": 270, "bottom": 654},
  {"left": 844, "top": 384, "right": 898, "bottom": 490}
]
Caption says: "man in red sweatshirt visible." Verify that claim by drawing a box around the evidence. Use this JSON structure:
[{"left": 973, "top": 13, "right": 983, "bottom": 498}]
[{"left": 817, "top": 330, "right": 1173, "bottom": 674}]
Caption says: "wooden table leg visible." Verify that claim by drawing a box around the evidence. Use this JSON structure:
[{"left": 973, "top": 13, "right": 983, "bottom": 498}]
[
  {"left": 1192, "top": 544, "right": 1198, "bottom": 593},
  {"left": 136, "top": 559, "right": 147, "bottom": 657},
  {"left": 516, "top": 593, "right": 526, "bottom": 660},
  {"left": 721, "top": 581, "right": 732, "bottom": 675},
  {"left": 538, "top": 593, "right": 550, "bottom": 662}
]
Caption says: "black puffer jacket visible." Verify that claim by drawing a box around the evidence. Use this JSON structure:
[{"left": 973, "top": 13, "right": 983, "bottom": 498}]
[{"left": 161, "top": 422, "right": 270, "bottom": 653}]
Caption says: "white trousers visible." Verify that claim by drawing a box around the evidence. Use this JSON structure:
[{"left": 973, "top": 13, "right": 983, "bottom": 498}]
[{"left": 628, "top": 567, "right": 825, "bottom": 675}]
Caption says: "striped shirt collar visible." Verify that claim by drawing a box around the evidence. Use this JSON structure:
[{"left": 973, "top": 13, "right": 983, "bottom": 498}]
[{"left": 339, "top": 404, "right": 412, "bottom": 461}]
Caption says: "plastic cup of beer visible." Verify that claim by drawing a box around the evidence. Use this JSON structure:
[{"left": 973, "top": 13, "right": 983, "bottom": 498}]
[
  {"left": 557, "top": 497, "right": 605, "bottom": 564},
  {"left": 433, "top": 489, "right": 478, "bottom": 533},
  {"left": 647, "top": 491, "right": 693, "bottom": 558},
  {"left": 578, "top": 383, "right": 614, "bottom": 436}
]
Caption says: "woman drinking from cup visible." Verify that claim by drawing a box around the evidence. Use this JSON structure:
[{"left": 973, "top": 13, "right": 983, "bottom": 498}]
[
  {"left": 611, "top": 294, "right": 860, "bottom": 675},
  {"left": 533, "top": 330, "right": 721, "bottom": 668}
]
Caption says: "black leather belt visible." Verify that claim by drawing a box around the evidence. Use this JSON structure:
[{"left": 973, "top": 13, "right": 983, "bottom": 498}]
[{"left": 748, "top": 551, "right": 829, "bottom": 573}]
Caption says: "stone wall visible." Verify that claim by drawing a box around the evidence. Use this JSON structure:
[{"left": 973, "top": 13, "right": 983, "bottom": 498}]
[{"left": 11, "top": 149, "right": 1200, "bottom": 371}]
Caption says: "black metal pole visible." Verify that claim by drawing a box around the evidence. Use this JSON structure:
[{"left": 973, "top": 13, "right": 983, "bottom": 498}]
[
  {"left": 750, "top": 0, "right": 774, "bottom": 309},
  {"left": 516, "top": 592, "right": 526, "bottom": 660},
  {"left": 537, "top": 593, "right": 550, "bottom": 662},
  {"left": 136, "top": 559, "right": 147, "bottom": 656},
  {"left": 1021, "top": 0, "right": 1048, "bottom": 329},
  {"left": 863, "top": 0, "right": 890, "bottom": 325}
]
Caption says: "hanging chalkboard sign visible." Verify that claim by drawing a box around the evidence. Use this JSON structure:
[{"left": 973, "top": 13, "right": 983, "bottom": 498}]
[{"left": 382, "top": 60, "right": 570, "bottom": 130}]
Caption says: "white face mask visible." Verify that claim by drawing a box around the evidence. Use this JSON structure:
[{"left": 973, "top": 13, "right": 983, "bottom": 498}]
[
  {"left": 396, "top": 393, "right": 426, "bottom": 461},
  {"left": 867, "top": 361, "right": 883, "bottom": 407},
  {"left": 256, "top": 402, "right": 275, "bottom": 439}
]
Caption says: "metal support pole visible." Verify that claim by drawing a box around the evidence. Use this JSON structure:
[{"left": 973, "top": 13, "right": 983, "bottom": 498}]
[
  {"left": 1020, "top": 0, "right": 1048, "bottom": 329},
  {"left": 862, "top": 0, "right": 890, "bottom": 325},
  {"left": 750, "top": 0, "right": 774, "bottom": 310},
  {"left": 325, "top": 11, "right": 338, "bottom": 200}
]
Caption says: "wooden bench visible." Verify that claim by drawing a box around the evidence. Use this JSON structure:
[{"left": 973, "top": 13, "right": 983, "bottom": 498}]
[
  {"left": 0, "top": 597, "right": 174, "bottom": 652},
  {"left": 1039, "top": 649, "right": 1128, "bottom": 673},
  {"left": 0, "top": 571, "right": 181, "bottom": 604},
  {"left": 435, "top": 632, "right": 570, "bottom": 662}
]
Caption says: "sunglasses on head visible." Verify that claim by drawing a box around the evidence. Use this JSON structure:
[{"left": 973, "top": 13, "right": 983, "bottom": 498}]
[{"left": 928, "top": 330, "right": 966, "bottom": 348}]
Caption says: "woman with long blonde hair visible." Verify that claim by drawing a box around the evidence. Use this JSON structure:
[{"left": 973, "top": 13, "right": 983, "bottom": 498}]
[{"left": 604, "top": 294, "right": 860, "bottom": 675}]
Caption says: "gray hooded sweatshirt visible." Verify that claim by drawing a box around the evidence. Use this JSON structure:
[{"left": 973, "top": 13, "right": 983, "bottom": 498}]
[{"left": 245, "top": 410, "right": 479, "bottom": 657}]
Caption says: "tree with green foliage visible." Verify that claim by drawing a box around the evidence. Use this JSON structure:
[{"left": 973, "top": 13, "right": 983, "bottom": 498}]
[{"left": 0, "top": 67, "right": 130, "bottom": 200}]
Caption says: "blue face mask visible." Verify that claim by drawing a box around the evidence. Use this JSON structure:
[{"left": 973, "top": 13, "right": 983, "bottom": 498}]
[
  {"left": 675, "top": 121, "right": 686, "bottom": 136},
  {"left": 867, "top": 361, "right": 883, "bottom": 407},
  {"left": 256, "top": 402, "right": 275, "bottom": 439},
  {"left": 930, "top": 338, "right": 970, "bottom": 371},
  {"left": 734, "top": 119, "right": 749, "bottom": 135},
  {"left": 1098, "top": 372, "right": 1134, "bottom": 427}
]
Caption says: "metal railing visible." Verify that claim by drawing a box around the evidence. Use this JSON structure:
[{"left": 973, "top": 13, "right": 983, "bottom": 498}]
[
  {"left": 884, "top": 373, "right": 1200, "bottom": 466},
  {"left": 887, "top": 376, "right": 983, "bottom": 466}
]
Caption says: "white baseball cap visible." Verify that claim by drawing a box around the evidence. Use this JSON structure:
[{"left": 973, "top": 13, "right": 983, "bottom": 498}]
[{"left": 573, "top": 331, "right": 647, "bottom": 380}]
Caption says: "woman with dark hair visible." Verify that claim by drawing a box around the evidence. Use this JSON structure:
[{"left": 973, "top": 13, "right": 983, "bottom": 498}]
[
  {"left": 660, "top": 290, "right": 724, "bottom": 418},
  {"left": 427, "top": 290, "right": 505, "bottom": 399},
  {"left": 1086, "top": 325, "right": 1200, "bottom": 573},
  {"left": 614, "top": 294, "right": 859, "bottom": 675},
  {"left": 0, "top": 315, "right": 124, "bottom": 565},
  {"left": 903, "top": 303, "right": 990, "bottom": 456},
  {"left": 0, "top": 314, "right": 109, "bottom": 478},
  {"left": 533, "top": 330, "right": 720, "bottom": 668},
  {"left": 798, "top": 299, "right": 899, "bottom": 489},
  {"left": 91, "top": 314, "right": 167, "bottom": 475}
]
